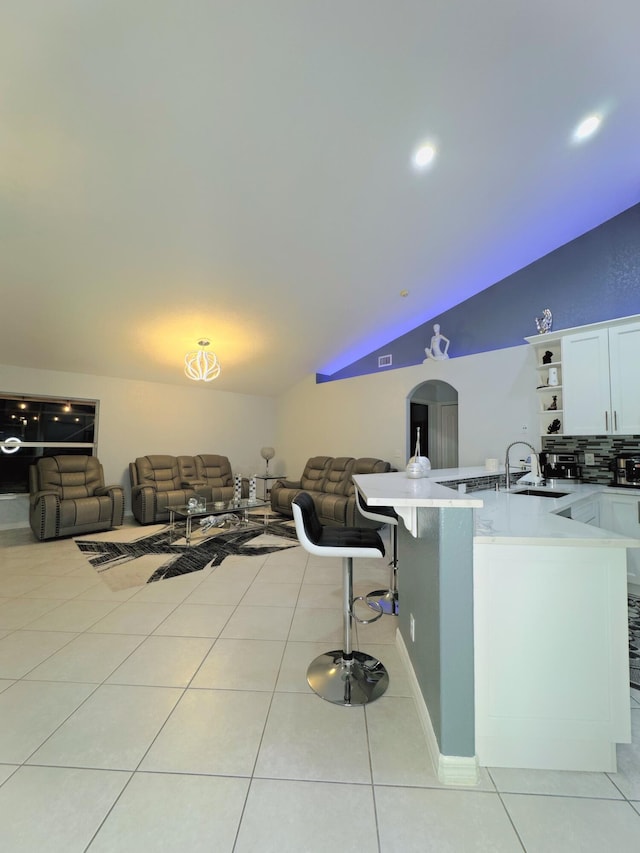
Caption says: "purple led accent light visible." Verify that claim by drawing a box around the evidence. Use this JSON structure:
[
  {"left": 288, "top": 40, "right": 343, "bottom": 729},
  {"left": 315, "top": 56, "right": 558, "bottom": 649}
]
[{"left": 317, "top": 201, "right": 640, "bottom": 384}]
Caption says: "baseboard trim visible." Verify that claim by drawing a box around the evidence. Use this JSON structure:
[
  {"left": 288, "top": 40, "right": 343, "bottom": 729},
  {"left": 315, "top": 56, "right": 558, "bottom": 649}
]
[{"left": 395, "top": 628, "right": 480, "bottom": 787}]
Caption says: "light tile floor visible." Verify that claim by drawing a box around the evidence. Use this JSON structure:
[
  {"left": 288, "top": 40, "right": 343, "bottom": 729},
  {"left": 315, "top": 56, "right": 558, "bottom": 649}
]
[{"left": 0, "top": 522, "right": 639, "bottom": 851}]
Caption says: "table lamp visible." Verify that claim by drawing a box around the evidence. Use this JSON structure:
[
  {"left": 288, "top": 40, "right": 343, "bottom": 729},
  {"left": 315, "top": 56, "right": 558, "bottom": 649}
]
[{"left": 260, "top": 446, "right": 275, "bottom": 476}]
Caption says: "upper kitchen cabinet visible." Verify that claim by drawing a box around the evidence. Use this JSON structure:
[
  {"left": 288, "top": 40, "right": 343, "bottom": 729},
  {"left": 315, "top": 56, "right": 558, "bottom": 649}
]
[{"left": 562, "top": 320, "right": 640, "bottom": 435}]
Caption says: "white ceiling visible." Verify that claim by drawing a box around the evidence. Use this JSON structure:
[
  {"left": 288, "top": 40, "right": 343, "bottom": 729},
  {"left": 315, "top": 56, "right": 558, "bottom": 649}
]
[{"left": 2, "top": 1, "right": 639, "bottom": 396}]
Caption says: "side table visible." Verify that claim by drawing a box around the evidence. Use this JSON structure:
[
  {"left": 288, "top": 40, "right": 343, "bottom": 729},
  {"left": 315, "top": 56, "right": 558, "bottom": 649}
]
[{"left": 254, "top": 474, "right": 285, "bottom": 502}]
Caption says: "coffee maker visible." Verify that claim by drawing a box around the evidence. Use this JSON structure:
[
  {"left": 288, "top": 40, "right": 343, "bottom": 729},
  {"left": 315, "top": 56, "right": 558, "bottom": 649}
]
[
  {"left": 613, "top": 455, "right": 640, "bottom": 488},
  {"left": 539, "top": 452, "right": 581, "bottom": 483}
]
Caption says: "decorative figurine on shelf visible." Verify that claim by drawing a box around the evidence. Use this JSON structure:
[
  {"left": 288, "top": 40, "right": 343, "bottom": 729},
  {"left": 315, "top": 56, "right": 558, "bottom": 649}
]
[
  {"left": 423, "top": 323, "right": 450, "bottom": 361},
  {"left": 542, "top": 350, "right": 553, "bottom": 364},
  {"left": 547, "top": 418, "right": 561, "bottom": 434},
  {"left": 547, "top": 395, "right": 558, "bottom": 411},
  {"left": 535, "top": 308, "right": 553, "bottom": 335}
]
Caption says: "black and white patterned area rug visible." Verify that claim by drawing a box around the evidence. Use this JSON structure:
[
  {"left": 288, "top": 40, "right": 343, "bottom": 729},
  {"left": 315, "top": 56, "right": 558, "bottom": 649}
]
[
  {"left": 630, "top": 594, "right": 640, "bottom": 691},
  {"left": 75, "top": 511, "right": 298, "bottom": 591}
]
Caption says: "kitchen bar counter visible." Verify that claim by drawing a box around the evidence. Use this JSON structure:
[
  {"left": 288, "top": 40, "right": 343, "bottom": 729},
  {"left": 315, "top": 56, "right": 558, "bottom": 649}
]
[
  {"left": 353, "top": 469, "right": 636, "bottom": 778},
  {"left": 353, "top": 470, "right": 482, "bottom": 537},
  {"left": 356, "top": 468, "right": 640, "bottom": 547},
  {"left": 353, "top": 470, "right": 480, "bottom": 784}
]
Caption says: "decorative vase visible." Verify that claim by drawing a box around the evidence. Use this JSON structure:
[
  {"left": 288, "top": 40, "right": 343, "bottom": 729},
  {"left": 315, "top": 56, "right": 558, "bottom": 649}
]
[
  {"left": 406, "top": 427, "right": 431, "bottom": 478},
  {"left": 406, "top": 461, "right": 423, "bottom": 478}
]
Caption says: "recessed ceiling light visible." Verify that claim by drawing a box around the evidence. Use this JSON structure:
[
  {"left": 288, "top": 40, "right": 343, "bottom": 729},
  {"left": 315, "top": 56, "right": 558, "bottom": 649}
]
[
  {"left": 572, "top": 113, "right": 602, "bottom": 143},
  {"left": 400, "top": 289, "right": 409, "bottom": 297},
  {"left": 412, "top": 142, "right": 437, "bottom": 170}
]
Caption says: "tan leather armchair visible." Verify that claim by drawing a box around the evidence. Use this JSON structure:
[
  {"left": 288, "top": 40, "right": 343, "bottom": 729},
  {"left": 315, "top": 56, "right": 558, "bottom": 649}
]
[{"left": 29, "top": 455, "right": 124, "bottom": 541}]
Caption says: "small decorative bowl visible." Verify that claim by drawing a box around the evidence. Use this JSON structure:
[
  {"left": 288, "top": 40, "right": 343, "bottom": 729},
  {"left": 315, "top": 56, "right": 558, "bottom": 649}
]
[{"left": 214, "top": 501, "right": 226, "bottom": 509}]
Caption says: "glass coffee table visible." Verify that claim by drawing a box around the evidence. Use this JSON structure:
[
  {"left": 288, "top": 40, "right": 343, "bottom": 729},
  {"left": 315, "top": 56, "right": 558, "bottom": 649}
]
[{"left": 169, "top": 498, "right": 269, "bottom": 547}]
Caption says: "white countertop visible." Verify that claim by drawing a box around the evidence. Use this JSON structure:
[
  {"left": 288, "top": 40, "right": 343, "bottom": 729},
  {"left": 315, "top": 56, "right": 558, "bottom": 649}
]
[
  {"left": 353, "top": 471, "right": 483, "bottom": 509},
  {"left": 354, "top": 469, "right": 640, "bottom": 548},
  {"left": 354, "top": 471, "right": 482, "bottom": 538},
  {"left": 472, "top": 483, "right": 640, "bottom": 547}
]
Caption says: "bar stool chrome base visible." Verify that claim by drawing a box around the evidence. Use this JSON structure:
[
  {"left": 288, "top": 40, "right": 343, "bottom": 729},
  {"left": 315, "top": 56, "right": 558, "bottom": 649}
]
[{"left": 307, "top": 650, "right": 389, "bottom": 706}]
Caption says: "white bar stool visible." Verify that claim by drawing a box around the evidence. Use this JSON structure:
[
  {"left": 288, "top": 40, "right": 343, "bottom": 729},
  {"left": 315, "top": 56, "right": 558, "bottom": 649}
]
[{"left": 292, "top": 492, "right": 389, "bottom": 706}]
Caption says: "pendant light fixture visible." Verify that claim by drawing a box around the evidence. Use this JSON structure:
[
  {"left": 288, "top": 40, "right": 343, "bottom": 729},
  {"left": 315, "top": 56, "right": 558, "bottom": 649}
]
[{"left": 184, "top": 339, "right": 221, "bottom": 382}]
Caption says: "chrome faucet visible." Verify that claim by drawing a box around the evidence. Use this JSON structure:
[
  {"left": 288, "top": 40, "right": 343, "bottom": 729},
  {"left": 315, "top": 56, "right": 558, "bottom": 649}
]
[{"left": 504, "top": 441, "right": 543, "bottom": 490}]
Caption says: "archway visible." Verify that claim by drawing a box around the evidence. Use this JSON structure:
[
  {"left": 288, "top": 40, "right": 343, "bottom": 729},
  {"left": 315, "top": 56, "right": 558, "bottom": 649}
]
[{"left": 408, "top": 380, "right": 459, "bottom": 469}]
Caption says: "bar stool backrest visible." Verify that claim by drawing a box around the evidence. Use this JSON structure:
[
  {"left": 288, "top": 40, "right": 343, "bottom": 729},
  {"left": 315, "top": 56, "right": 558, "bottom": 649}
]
[{"left": 292, "top": 491, "right": 323, "bottom": 549}]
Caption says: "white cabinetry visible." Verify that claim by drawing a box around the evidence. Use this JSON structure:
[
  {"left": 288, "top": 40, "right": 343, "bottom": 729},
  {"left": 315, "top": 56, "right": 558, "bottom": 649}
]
[
  {"left": 474, "top": 541, "right": 630, "bottom": 771},
  {"left": 599, "top": 492, "right": 640, "bottom": 585},
  {"left": 562, "top": 321, "right": 640, "bottom": 435}
]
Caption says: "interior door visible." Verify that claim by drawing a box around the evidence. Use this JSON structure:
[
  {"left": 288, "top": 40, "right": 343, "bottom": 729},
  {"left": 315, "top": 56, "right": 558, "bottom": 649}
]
[
  {"left": 439, "top": 403, "right": 459, "bottom": 468},
  {"left": 410, "top": 403, "right": 429, "bottom": 458}
]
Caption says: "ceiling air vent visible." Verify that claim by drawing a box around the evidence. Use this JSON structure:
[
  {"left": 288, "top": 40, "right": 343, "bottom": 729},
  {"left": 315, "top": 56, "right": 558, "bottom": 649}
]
[{"left": 378, "top": 354, "right": 392, "bottom": 368}]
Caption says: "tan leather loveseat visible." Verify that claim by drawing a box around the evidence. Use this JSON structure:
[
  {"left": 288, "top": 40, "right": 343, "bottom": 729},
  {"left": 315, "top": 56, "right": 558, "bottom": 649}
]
[
  {"left": 270, "top": 456, "right": 392, "bottom": 528},
  {"left": 129, "top": 454, "right": 244, "bottom": 524},
  {"left": 29, "top": 455, "right": 125, "bottom": 541}
]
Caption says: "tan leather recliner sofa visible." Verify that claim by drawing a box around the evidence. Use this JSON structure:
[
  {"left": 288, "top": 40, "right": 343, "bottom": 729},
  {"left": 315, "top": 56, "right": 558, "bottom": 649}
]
[
  {"left": 129, "top": 454, "right": 245, "bottom": 524},
  {"left": 270, "top": 456, "right": 392, "bottom": 528},
  {"left": 29, "top": 455, "right": 125, "bottom": 541}
]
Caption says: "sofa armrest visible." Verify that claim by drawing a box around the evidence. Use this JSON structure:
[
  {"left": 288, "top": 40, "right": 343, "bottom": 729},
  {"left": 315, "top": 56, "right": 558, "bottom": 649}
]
[
  {"left": 95, "top": 485, "right": 125, "bottom": 527},
  {"left": 95, "top": 484, "right": 122, "bottom": 496},
  {"left": 128, "top": 461, "right": 140, "bottom": 488},
  {"left": 181, "top": 480, "right": 207, "bottom": 488},
  {"left": 130, "top": 483, "right": 156, "bottom": 525},
  {"left": 30, "top": 489, "right": 59, "bottom": 508},
  {"left": 29, "top": 492, "right": 61, "bottom": 541},
  {"left": 272, "top": 479, "right": 301, "bottom": 490},
  {"left": 269, "top": 479, "right": 304, "bottom": 517}
]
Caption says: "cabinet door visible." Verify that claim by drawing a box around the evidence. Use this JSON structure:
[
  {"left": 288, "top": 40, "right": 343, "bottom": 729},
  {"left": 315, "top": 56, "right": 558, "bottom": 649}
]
[
  {"left": 608, "top": 321, "right": 640, "bottom": 434},
  {"left": 562, "top": 329, "right": 611, "bottom": 435}
]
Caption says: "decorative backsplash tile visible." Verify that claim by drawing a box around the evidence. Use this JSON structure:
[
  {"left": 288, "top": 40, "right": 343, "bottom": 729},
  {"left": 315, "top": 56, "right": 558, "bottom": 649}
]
[{"left": 542, "top": 435, "right": 640, "bottom": 484}]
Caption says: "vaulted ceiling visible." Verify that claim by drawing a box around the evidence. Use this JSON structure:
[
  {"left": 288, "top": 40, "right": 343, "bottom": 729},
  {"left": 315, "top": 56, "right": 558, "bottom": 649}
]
[{"left": 2, "top": 1, "right": 639, "bottom": 396}]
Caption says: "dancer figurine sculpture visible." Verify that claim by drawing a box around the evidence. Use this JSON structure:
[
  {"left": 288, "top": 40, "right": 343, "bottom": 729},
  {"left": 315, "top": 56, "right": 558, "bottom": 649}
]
[{"left": 424, "top": 324, "right": 450, "bottom": 361}]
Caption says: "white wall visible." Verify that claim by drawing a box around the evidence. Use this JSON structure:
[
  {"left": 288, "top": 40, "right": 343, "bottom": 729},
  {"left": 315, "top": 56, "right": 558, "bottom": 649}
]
[
  {"left": 275, "top": 345, "right": 538, "bottom": 476},
  {"left": 2, "top": 344, "right": 538, "bottom": 527},
  {"left": 1, "top": 364, "right": 277, "bottom": 525}
]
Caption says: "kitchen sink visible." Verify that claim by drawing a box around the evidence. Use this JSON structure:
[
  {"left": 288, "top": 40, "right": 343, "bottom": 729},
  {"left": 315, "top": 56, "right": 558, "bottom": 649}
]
[{"left": 511, "top": 488, "right": 570, "bottom": 498}]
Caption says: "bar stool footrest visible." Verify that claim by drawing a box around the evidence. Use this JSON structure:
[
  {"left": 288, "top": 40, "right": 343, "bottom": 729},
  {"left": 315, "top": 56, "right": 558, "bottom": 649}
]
[
  {"left": 307, "top": 650, "right": 389, "bottom": 706},
  {"left": 366, "top": 588, "right": 399, "bottom": 616},
  {"left": 352, "top": 595, "right": 384, "bottom": 623}
]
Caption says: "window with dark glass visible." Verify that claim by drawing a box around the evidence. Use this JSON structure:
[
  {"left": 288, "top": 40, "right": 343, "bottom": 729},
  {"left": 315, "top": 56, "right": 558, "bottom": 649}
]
[{"left": 0, "top": 395, "right": 98, "bottom": 493}]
